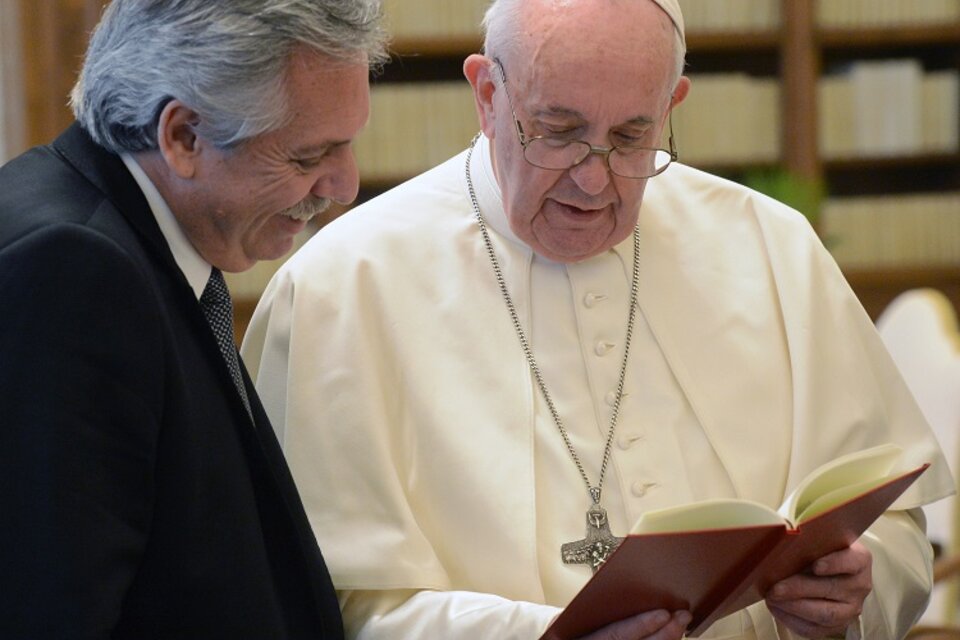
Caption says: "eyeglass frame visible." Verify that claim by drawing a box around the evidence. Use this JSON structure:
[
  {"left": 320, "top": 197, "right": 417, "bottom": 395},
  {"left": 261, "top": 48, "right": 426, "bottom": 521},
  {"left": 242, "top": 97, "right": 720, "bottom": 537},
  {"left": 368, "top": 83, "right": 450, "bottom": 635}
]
[{"left": 491, "top": 57, "right": 679, "bottom": 180}]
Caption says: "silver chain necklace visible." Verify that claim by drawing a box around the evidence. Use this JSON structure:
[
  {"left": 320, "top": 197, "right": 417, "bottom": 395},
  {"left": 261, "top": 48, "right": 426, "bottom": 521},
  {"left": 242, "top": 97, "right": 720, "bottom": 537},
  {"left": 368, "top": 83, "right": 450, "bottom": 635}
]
[{"left": 464, "top": 135, "right": 641, "bottom": 572}]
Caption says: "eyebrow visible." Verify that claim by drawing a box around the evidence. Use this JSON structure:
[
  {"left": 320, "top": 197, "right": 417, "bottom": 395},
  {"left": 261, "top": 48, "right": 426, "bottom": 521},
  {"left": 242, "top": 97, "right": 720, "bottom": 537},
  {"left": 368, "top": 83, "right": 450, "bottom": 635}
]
[
  {"left": 291, "top": 139, "right": 349, "bottom": 156},
  {"left": 531, "top": 105, "right": 655, "bottom": 128}
]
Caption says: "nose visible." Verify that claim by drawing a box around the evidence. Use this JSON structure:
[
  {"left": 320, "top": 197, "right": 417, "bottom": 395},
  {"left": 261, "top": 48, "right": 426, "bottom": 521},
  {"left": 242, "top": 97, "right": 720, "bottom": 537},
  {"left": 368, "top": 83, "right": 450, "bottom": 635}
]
[
  {"left": 312, "top": 146, "right": 361, "bottom": 205},
  {"left": 568, "top": 149, "right": 611, "bottom": 196}
]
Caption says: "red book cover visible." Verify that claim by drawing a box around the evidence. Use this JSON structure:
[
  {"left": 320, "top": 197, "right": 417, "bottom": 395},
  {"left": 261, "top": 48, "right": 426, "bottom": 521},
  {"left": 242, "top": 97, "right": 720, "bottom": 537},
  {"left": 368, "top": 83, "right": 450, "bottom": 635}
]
[{"left": 541, "top": 461, "right": 928, "bottom": 640}]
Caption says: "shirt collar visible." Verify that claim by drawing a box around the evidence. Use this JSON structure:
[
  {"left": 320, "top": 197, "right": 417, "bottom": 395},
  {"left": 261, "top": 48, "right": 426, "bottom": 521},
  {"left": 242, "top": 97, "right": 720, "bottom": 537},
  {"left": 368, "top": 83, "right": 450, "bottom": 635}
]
[{"left": 120, "top": 153, "right": 212, "bottom": 299}]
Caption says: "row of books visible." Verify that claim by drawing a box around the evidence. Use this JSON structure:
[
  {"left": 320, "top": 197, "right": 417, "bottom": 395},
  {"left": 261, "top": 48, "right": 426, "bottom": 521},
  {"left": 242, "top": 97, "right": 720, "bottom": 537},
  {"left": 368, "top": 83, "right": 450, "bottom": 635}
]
[
  {"left": 819, "top": 61, "right": 959, "bottom": 159},
  {"left": 354, "top": 67, "right": 958, "bottom": 178},
  {"left": 677, "top": 0, "right": 780, "bottom": 32},
  {"left": 669, "top": 74, "right": 780, "bottom": 166},
  {"left": 822, "top": 192, "right": 960, "bottom": 269},
  {"left": 354, "top": 82, "right": 480, "bottom": 181},
  {"left": 381, "top": 0, "right": 486, "bottom": 40},
  {"left": 379, "top": 0, "right": 959, "bottom": 41},
  {"left": 354, "top": 74, "right": 784, "bottom": 180},
  {"left": 817, "top": 0, "right": 960, "bottom": 28}
]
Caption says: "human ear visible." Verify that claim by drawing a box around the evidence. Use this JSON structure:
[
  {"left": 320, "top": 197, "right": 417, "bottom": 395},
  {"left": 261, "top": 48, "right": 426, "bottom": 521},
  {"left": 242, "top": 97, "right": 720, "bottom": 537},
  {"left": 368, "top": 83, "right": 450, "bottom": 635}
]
[
  {"left": 670, "top": 76, "right": 691, "bottom": 109},
  {"left": 463, "top": 54, "right": 498, "bottom": 139},
  {"left": 156, "top": 99, "right": 202, "bottom": 179}
]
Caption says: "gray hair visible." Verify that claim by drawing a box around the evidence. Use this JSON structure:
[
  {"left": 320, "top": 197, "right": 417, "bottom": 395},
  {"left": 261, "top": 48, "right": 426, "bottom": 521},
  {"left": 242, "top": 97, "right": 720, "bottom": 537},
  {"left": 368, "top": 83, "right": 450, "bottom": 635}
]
[
  {"left": 482, "top": 0, "right": 686, "bottom": 91},
  {"left": 71, "top": 0, "right": 389, "bottom": 153}
]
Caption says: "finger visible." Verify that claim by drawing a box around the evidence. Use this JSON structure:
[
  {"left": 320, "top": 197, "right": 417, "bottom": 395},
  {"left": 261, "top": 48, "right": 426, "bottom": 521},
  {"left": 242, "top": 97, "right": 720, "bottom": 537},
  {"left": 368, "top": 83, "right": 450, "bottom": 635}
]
[
  {"left": 767, "top": 592, "right": 861, "bottom": 621},
  {"left": 768, "top": 572, "right": 871, "bottom": 604},
  {"left": 812, "top": 542, "right": 873, "bottom": 576},
  {"left": 578, "top": 610, "right": 691, "bottom": 640},
  {"left": 767, "top": 601, "right": 851, "bottom": 639},
  {"left": 811, "top": 542, "right": 872, "bottom": 577}
]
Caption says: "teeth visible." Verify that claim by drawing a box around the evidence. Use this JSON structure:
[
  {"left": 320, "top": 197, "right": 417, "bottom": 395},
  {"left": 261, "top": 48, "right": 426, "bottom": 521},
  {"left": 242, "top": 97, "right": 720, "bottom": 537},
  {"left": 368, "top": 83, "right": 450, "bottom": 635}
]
[{"left": 285, "top": 210, "right": 315, "bottom": 222}]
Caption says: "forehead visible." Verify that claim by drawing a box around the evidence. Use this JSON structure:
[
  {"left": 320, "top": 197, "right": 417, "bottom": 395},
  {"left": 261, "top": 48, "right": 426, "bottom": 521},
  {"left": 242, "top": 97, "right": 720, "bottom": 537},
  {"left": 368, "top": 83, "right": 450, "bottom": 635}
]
[
  {"left": 271, "top": 50, "right": 371, "bottom": 146},
  {"left": 508, "top": 0, "right": 676, "bottom": 112}
]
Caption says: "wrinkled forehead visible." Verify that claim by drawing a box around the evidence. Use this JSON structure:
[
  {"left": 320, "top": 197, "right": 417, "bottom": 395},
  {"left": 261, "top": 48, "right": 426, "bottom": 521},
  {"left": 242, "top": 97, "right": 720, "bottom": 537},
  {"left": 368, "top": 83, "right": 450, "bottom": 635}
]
[{"left": 506, "top": 0, "right": 678, "bottom": 103}]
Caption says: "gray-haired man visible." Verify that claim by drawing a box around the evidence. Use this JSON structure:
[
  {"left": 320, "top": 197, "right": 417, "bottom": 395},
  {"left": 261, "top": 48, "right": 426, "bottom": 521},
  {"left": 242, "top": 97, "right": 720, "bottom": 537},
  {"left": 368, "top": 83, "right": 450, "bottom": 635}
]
[{"left": 0, "top": 1, "right": 386, "bottom": 637}]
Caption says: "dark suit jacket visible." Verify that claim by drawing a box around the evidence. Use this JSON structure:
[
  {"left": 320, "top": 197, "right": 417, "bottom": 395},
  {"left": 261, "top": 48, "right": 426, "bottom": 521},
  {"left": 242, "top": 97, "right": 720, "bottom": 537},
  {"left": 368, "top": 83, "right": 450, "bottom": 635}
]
[{"left": 0, "top": 124, "right": 344, "bottom": 639}]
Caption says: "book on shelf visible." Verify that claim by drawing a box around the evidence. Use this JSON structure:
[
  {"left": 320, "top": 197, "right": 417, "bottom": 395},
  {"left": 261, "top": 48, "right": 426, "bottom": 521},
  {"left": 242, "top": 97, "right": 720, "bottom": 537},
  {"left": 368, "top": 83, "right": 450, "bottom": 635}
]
[
  {"left": 823, "top": 192, "right": 960, "bottom": 269},
  {"left": 381, "top": 0, "right": 486, "bottom": 39},
  {"left": 820, "top": 61, "right": 959, "bottom": 160},
  {"left": 669, "top": 73, "right": 780, "bottom": 166},
  {"left": 540, "top": 444, "right": 928, "bottom": 640},
  {"left": 354, "top": 82, "right": 477, "bottom": 180},
  {"left": 817, "top": 0, "right": 960, "bottom": 28},
  {"left": 852, "top": 59, "right": 923, "bottom": 157},
  {"left": 678, "top": 0, "right": 780, "bottom": 32}
]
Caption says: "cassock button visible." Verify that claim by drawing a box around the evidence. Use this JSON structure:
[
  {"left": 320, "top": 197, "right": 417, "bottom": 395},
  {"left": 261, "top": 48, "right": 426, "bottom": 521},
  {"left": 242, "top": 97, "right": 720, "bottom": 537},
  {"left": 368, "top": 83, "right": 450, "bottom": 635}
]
[
  {"left": 584, "top": 292, "right": 608, "bottom": 308},
  {"left": 617, "top": 432, "right": 643, "bottom": 450},
  {"left": 594, "top": 341, "right": 615, "bottom": 356},
  {"left": 631, "top": 480, "right": 658, "bottom": 497}
]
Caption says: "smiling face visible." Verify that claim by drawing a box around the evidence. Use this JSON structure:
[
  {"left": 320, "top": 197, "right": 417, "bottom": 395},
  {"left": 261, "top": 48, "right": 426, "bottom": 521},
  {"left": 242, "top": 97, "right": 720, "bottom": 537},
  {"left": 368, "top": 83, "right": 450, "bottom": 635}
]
[
  {"left": 158, "top": 48, "right": 371, "bottom": 272},
  {"left": 466, "top": 0, "right": 689, "bottom": 263}
]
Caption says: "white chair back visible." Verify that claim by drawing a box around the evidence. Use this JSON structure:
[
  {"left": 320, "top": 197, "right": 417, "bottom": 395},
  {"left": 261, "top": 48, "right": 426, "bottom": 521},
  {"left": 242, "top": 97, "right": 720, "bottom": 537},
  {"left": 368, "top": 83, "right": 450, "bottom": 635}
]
[{"left": 877, "top": 288, "right": 960, "bottom": 624}]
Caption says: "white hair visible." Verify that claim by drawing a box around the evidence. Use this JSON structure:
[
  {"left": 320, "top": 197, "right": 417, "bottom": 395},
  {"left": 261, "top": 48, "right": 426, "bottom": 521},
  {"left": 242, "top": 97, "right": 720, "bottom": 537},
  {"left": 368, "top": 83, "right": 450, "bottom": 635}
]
[{"left": 71, "top": 0, "right": 389, "bottom": 153}]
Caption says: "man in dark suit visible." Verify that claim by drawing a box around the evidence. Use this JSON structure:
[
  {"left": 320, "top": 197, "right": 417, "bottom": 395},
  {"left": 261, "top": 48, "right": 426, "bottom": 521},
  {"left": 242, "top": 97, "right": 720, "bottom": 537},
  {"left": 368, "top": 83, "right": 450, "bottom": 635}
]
[{"left": 0, "top": 1, "right": 386, "bottom": 637}]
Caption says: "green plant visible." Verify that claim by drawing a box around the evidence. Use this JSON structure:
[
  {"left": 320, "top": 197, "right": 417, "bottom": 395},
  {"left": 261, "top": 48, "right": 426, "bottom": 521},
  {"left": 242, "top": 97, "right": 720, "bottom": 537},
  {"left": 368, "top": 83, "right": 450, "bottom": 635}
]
[{"left": 742, "top": 168, "right": 826, "bottom": 228}]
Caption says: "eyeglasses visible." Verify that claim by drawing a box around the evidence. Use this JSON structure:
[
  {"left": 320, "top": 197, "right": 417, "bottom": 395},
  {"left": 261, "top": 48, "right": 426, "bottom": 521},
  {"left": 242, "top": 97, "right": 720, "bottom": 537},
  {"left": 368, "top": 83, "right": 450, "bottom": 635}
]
[{"left": 492, "top": 58, "right": 678, "bottom": 180}]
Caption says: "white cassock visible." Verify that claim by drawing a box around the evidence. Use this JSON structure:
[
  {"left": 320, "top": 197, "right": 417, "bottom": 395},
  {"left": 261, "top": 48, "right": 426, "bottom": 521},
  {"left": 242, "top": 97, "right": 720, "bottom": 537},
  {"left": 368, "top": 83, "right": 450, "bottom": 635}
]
[{"left": 242, "top": 134, "right": 954, "bottom": 640}]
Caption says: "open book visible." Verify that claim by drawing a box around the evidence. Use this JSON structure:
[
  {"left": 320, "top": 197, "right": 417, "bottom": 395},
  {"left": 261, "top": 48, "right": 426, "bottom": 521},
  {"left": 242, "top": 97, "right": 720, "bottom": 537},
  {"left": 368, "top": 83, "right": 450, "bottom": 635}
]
[{"left": 541, "top": 444, "right": 928, "bottom": 639}]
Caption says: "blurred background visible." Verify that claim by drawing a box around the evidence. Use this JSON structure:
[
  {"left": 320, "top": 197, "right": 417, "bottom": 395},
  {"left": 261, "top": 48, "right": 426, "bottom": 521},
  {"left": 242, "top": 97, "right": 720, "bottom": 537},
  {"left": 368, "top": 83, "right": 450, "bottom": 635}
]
[{"left": 0, "top": 0, "right": 958, "bottom": 326}]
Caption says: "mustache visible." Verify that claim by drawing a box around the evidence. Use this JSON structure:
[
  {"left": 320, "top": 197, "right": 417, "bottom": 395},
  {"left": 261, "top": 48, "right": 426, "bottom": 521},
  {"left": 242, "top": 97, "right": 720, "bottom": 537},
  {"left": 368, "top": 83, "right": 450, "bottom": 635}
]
[{"left": 282, "top": 195, "right": 332, "bottom": 221}]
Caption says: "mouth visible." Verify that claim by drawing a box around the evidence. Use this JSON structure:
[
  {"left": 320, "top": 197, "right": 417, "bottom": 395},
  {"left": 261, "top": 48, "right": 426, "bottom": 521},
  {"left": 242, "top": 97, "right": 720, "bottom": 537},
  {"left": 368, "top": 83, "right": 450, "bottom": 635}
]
[{"left": 547, "top": 199, "right": 610, "bottom": 221}]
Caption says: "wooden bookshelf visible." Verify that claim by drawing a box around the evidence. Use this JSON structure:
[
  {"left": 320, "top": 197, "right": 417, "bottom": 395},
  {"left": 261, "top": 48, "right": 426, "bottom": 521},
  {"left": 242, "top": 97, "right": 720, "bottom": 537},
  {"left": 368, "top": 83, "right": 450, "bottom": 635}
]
[
  {"left": 370, "top": 0, "right": 960, "bottom": 323},
  {"left": 20, "top": 0, "right": 104, "bottom": 150},
  {"left": 847, "top": 266, "right": 960, "bottom": 321},
  {"left": 12, "top": 0, "right": 960, "bottom": 325},
  {"left": 819, "top": 24, "right": 960, "bottom": 49}
]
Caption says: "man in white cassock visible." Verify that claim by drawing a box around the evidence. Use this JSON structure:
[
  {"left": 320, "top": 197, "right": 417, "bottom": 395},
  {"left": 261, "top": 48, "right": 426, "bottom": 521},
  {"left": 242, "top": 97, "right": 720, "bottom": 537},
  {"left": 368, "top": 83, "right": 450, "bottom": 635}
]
[{"left": 242, "top": 0, "right": 954, "bottom": 638}]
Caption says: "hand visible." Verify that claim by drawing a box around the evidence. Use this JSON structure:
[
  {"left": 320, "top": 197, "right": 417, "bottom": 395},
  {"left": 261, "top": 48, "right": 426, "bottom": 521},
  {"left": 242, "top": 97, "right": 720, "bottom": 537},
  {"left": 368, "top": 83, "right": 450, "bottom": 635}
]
[
  {"left": 577, "top": 609, "right": 691, "bottom": 640},
  {"left": 764, "top": 541, "right": 872, "bottom": 638}
]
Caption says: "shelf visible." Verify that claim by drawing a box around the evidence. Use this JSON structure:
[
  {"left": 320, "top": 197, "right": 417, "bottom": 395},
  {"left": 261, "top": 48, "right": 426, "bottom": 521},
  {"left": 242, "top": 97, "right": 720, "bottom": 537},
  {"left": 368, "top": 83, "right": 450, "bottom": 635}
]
[
  {"left": 387, "top": 30, "right": 784, "bottom": 58},
  {"left": 825, "top": 155, "right": 960, "bottom": 197},
  {"left": 687, "top": 31, "right": 781, "bottom": 52},
  {"left": 844, "top": 265, "right": 960, "bottom": 320},
  {"left": 825, "top": 152, "right": 960, "bottom": 171},
  {"left": 390, "top": 35, "right": 481, "bottom": 58},
  {"left": 387, "top": 24, "right": 960, "bottom": 58},
  {"left": 819, "top": 23, "right": 960, "bottom": 49}
]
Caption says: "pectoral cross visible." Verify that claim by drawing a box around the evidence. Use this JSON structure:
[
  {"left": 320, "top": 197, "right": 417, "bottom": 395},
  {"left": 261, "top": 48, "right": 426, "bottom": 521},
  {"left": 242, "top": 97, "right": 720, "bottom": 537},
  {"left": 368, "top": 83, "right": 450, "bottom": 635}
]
[{"left": 561, "top": 503, "right": 624, "bottom": 573}]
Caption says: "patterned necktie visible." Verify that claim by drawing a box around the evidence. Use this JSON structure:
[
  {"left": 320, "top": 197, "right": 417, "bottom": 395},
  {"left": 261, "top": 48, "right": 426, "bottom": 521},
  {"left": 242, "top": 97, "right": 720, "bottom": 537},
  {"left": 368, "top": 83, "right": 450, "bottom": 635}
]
[{"left": 200, "top": 268, "right": 253, "bottom": 419}]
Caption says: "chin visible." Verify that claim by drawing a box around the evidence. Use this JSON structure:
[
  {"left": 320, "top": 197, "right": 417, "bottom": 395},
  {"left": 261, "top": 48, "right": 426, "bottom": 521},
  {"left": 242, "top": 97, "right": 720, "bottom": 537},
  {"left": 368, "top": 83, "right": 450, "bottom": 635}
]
[
  {"left": 260, "top": 238, "right": 299, "bottom": 262},
  {"left": 221, "top": 256, "right": 259, "bottom": 274}
]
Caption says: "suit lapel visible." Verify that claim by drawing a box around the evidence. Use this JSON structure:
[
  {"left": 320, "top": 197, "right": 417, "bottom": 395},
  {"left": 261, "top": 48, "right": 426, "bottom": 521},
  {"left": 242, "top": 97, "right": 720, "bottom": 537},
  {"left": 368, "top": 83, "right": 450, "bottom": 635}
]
[
  {"left": 52, "top": 124, "right": 180, "bottom": 277},
  {"left": 53, "top": 123, "right": 325, "bottom": 538}
]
